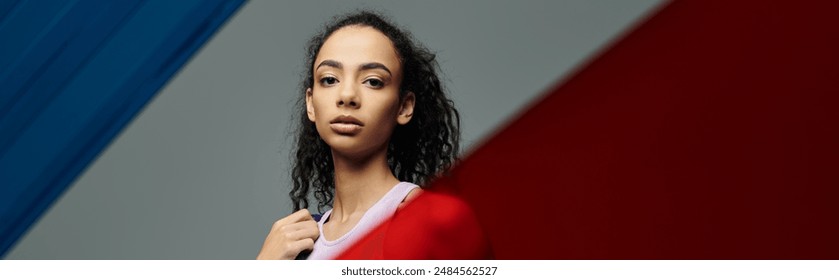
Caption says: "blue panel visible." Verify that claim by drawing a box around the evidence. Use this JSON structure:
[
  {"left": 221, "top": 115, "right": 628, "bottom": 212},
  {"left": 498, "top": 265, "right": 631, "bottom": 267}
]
[
  {"left": 0, "top": 1, "right": 140, "bottom": 149},
  {"left": 0, "top": 0, "right": 247, "bottom": 258}
]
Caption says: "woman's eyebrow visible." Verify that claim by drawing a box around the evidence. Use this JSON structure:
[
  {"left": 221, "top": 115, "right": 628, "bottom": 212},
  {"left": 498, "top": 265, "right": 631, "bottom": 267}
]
[
  {"left": 359, "top": 62, "right": 391, "bottom": 75},
  {"left": 316, "top": 60, "right": 392, "bottom": 75},
  {"left": 316, "top": 60, "right": 342, "bottom": 70}
]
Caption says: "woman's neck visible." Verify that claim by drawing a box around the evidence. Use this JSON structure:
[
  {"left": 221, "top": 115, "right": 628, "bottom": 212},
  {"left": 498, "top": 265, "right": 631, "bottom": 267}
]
[{"left": 329, "top": 147, "right": 400, "bottom": 223}]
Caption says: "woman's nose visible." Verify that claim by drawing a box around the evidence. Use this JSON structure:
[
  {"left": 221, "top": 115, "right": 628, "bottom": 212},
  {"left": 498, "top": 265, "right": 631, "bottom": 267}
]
[{"left": 337, "top": 84, "right": 360, "bottom": 108}]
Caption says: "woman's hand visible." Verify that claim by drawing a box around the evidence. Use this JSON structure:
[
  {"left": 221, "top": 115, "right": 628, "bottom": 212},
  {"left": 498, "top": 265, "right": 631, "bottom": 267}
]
[{"left": 256, "top": 209, "right": 319, "bottom": 260}]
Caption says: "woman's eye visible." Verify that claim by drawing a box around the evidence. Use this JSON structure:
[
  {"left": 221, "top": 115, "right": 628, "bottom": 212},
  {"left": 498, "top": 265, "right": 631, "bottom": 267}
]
[
  {"left": 320, "top": 77, "right": 338, "bottom": 86},
  {"left": 364, "top": 78, "right": 384, "bottom": 89}
]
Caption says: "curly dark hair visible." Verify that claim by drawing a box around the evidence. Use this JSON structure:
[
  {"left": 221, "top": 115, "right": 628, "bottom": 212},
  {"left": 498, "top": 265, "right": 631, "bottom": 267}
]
[{"left": 289, "top": 11, "right": 460, "bottom": 212}]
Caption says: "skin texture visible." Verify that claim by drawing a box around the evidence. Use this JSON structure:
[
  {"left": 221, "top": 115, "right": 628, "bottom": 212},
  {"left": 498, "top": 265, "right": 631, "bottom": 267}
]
[{"left": 257, "top": 25, "right": 419, "bottom": 259}]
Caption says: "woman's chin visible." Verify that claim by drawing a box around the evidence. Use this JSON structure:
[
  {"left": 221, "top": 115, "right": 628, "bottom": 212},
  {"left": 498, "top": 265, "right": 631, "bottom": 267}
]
[{"left": 326, "top": 139, "right": 384, "bottom": 160}]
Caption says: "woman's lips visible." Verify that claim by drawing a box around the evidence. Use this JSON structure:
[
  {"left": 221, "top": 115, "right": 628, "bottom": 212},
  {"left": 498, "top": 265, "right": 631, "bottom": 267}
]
[
  {"left": 329, "top": 115, "right": 363, "bottom": 135},
  {"left": 330, "top": 123, "right": 362, "bottom": 135}
]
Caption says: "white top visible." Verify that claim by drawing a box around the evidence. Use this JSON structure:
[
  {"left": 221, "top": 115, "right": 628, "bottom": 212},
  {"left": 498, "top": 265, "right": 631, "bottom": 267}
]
[{"left": 307, "top": 182, "right": 420, "bottom": 260}]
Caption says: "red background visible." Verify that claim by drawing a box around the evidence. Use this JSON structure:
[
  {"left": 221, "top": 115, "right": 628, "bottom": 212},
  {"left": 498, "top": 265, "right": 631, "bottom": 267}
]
[{"left": 339, "top": 0, "right": 839, "bottom": 259}]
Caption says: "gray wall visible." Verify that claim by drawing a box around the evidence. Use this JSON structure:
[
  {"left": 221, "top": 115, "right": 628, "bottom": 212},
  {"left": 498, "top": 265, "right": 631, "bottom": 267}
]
[{"left": 6, "top": 0, "right": 664, "bottom": 259}]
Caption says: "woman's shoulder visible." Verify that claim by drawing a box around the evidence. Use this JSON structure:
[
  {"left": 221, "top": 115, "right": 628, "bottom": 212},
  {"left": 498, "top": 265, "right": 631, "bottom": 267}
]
[
  {"left": 386, "top": 191, "right": 491, "bottom": 259},
  {"left": 393, "top": 188, "right": 477, "bottom": 230},
  {"left": 336, "top": 190, "right": 491, "bottom": 259},
  {"left": 397, "top": 187, "right": 423, "bottom": 210}
]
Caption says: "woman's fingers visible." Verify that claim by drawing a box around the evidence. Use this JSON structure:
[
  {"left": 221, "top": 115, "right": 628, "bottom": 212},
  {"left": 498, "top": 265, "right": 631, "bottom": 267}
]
[
  {"left": 257, "top": 209, "right": 319, "bottom": 260},
  {"left": 289, "top": 238, "right": 315, "bottom": 254},
  {"left": 279, "top": 221, "right": 319, "bottom": 241},
  {"left": 297, "top": 220, "right": 320, "bottom": 240},
  {"left": 278, "top": 217, "right": 318, "bottom": 232},
  {"left": 276, "top": 209, "right": 312, "bottom": 226}
]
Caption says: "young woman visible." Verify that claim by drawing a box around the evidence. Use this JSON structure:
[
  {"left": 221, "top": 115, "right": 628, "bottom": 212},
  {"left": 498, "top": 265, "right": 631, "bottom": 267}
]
[{"left": 256, "top": 11, "right": 460, "bottom": 260}]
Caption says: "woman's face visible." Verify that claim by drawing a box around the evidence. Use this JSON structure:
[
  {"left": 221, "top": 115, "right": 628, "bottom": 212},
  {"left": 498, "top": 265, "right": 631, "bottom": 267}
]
[{"left": 306, "top": 25, "right": 415, "bottom": 158}]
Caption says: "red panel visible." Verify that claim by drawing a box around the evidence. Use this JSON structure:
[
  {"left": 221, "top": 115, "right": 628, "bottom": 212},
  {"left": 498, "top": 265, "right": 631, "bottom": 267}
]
[
  {"left": 337, "top": 186, "right": 492, "bottom": 259},
  {"left": 338, "top": 0, "right": 839, "bottom": 259}
]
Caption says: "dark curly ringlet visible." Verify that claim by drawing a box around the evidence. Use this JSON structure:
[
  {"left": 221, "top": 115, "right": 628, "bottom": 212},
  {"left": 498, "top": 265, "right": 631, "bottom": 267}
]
[{"left": 290, "top": 11, "right": 461, "bottom": 212}]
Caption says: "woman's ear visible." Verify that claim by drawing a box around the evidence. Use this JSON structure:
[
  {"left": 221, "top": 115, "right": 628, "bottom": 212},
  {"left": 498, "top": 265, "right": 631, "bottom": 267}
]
[
  {"left": 306, "top": 88, "right": 316, "bottom": 122},
  {"left": 397, "top": 91, "right": 415, "bottom": 125}
]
